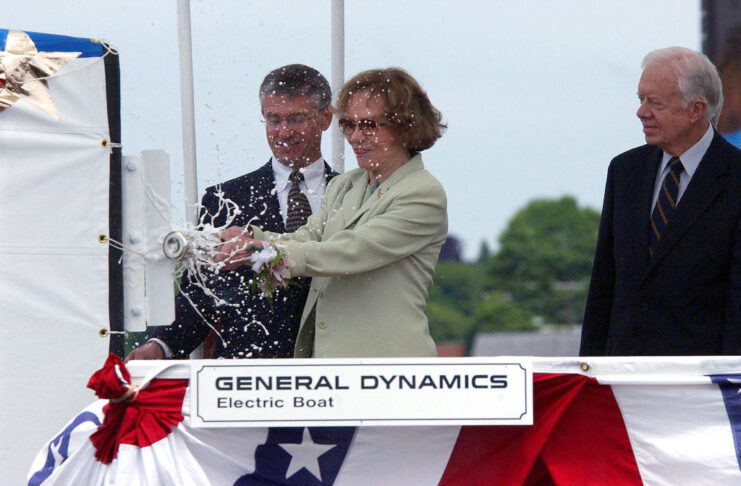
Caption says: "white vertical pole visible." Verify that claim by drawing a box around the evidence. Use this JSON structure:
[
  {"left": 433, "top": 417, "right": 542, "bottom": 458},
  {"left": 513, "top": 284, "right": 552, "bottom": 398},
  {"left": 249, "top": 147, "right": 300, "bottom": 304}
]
[
  {"left": 176, "top": 0, "right": 203, "bottom": 359},
  {"left": 331, "top": 0, "right": 345, "bottom": 173},
  {"left": 176, "top": 0, "right": 199, "bottom": 225}
]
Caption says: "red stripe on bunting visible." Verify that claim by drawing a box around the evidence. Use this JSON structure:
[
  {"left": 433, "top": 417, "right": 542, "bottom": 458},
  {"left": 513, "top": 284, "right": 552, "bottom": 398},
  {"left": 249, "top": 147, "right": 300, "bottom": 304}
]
[{"left": 439, "top": 373, "right": 642, "bottom": 486}]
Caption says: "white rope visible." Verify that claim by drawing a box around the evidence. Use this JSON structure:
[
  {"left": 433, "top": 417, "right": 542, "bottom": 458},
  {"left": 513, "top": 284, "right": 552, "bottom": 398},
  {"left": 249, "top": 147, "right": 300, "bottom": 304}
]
[{"left": 102, "top": 140, "right": 122, "bottom": 150}]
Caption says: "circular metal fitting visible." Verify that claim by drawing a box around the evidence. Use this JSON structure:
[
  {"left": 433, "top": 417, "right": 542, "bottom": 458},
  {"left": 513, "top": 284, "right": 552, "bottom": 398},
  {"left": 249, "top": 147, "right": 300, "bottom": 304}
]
[
  {"left": 163, "top": 231, "right": 188, "bottom": 260},
  {"left": 97, "top": 234, "right": 108, "bottom": 244},
  {"left": 99, "top": 328, "right": 109, "bottom": 338},
  {"left": 580, "top": 362, "right": 590, "bottom": 372}
]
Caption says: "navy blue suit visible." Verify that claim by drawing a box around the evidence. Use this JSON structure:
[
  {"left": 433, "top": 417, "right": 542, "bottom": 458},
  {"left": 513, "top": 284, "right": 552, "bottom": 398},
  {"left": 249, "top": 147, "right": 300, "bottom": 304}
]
[
  {"left": 153, "top": 160, "right": 337, "bottom": 358},
  {"left": 581, "top": 132, "right": 741, "bottom": 356}
]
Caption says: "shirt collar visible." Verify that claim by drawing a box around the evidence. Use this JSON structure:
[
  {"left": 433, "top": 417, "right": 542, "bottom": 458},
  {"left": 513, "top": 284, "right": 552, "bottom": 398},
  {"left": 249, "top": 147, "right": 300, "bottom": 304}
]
[
  {"left": 271, "top": 156, "right": 325, "bottom": 192},
  {"left": 660, "top": 125, "right": 714, "bottom": 178}
]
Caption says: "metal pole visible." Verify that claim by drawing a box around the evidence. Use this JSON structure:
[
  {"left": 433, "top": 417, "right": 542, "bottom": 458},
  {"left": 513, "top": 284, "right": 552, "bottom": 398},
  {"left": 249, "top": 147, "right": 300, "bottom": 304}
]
[
  {"left": 176, "top": 0, "right": 203, "bottom": 359},
  {"left": 176, "top": 0, "right": 199, "bottom": 225},
  {"left": 331, "top": 0, "right": 345, "bottom": 173}
]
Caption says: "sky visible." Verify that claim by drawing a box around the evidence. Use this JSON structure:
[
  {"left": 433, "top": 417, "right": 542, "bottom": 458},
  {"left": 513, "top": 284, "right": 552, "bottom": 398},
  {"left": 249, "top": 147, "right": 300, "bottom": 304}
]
[{"left": 4, "top": 0, "right": 702, "bottom": 259}]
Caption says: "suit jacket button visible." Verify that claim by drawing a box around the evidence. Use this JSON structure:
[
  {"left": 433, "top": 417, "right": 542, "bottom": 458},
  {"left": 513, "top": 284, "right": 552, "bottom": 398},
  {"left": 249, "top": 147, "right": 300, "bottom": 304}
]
[{"left": 318, "top": 320, "right": 327, "bottom": 329}]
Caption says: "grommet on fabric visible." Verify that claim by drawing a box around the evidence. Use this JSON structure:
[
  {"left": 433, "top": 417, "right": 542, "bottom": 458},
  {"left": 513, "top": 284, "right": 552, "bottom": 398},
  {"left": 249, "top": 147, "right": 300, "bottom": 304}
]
[
  {"left": 580, "top": 362, "right": 590, "bottom": 372},
  {"left": 101, "top": 139, "right": 122, "bottom": 149},
  {"left": 98, "top": 234, "right": 108, "bottom": 243},
  {"left": 99, "top": 328, "right": 109, "bottom": 338}
]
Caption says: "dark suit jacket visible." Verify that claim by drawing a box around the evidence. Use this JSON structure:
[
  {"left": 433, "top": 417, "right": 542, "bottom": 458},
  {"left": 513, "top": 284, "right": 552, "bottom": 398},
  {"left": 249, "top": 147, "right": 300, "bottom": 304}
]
[
  {"left": 580, "top": 132, "right": 741, "bottom": 356},
  {"left": 153, "top": 160, "right": 337, "bottom": 358}
]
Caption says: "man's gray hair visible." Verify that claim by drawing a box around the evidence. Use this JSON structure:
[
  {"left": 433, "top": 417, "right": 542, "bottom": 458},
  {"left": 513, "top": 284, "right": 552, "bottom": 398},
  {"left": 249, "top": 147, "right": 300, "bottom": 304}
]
[
  {"left": 259, "top": 64, "right": 331, "bottom": 111},
  {"left": 642, "top": 46, "right": 724, "bottom": 125}
]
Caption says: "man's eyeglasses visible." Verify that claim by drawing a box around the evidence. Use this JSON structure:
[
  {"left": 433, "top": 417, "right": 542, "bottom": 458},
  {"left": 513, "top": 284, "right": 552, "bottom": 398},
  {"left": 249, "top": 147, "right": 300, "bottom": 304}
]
[
  {"left": 338, "top": 118, "right": 387, "bottom": 136},
  {"left": 261, "top": 113, "right": 316, "bottom": 128}
]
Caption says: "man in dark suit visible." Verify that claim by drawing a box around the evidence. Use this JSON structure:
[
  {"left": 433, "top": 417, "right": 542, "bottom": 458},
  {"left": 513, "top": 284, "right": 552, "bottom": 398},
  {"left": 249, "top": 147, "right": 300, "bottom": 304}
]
[
  {"left": 126, "top": 64, "right": 336, "bottom": 360},
  {"left": 580, "top": 47, "right": 741, "bottom": 356}
]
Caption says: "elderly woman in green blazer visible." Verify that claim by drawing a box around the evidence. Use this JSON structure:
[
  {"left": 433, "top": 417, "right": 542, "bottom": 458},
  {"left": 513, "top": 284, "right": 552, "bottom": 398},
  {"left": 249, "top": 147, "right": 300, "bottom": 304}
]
[{"left": 217, "top": 68, "right": 448, "bottom": 358}]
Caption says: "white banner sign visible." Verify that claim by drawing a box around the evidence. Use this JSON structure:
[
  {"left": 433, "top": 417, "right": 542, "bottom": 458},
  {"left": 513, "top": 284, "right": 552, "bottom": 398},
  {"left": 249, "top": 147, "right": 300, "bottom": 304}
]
[{"left": 191, "top": 358, "right": 532, "bottom": 427}]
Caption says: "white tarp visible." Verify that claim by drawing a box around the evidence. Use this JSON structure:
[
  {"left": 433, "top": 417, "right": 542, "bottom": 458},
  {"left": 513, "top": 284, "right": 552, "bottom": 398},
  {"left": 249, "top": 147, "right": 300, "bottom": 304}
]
[{"left": 0, "top": 30, "right": 115, "bottom": 484}]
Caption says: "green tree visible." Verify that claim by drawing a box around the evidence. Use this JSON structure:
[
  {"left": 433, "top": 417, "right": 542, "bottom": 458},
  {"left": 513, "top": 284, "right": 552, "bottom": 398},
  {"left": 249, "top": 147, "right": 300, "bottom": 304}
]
[
  {"left": 486, "top": 196, "right": 600, "bottom": 324},
  {"left": 477, "top": 240, "right": 492, "bottom": 264},
  {"left": 428, "top": 261, "right": 486, "bottom": 316},
  {"left": 470, "top": 292, "right": 537, "bottom": 333},
  {"left": 426, "top": 301, "right": 471, "bottom": 342},
  {"left": 425, "top": 261, "right": 486, "bottom": 342}
]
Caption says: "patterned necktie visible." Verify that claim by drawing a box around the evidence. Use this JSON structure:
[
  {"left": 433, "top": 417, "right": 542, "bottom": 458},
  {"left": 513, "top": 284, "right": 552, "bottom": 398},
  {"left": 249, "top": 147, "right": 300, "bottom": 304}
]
[
  {"left": 649, "top": 157, "right": 684, "bottom": 256},
  {"left": 285, "top": 170, "right": 312, "bottom": 232}
]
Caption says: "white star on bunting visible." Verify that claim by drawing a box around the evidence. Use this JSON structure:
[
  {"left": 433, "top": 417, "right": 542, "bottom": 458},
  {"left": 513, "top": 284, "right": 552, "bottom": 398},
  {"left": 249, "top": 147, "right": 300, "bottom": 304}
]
[{"left": 278, "top": 427, "right": 337, "bottom": 481}]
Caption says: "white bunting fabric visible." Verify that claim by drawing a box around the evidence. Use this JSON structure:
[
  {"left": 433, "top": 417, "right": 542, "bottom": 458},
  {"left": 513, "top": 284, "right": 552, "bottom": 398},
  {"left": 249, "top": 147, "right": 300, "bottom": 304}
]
[{"left": 28, "top": 357, "right": 741, "bottom": 486}]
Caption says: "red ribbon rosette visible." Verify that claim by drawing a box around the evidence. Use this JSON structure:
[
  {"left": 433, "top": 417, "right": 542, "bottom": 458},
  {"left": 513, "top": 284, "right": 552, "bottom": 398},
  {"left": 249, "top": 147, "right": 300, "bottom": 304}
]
[{"left": 86, "top": 353, "right": 188, "bottom": 464}]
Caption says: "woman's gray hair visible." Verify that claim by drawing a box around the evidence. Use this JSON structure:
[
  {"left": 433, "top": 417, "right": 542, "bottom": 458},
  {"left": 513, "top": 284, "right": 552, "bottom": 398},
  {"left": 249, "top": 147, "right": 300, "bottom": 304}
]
[{"left": 642, "top": 46, "right": 723, "bottom": 125}]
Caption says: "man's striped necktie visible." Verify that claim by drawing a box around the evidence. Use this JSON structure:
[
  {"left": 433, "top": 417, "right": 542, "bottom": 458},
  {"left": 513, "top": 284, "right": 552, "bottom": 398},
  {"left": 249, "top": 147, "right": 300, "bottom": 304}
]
[
  {"left": 649, "top": 156, "right": 684, "bottom": 256},
  {"left": 285, "top": 170, "right": 312, "bottom": 232}
]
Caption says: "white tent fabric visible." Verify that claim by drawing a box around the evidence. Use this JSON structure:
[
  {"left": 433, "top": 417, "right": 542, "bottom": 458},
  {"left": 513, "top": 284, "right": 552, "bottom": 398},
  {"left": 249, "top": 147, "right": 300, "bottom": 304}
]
[{"left": 0, "top": 33, "right": 114, "bottom": 484}]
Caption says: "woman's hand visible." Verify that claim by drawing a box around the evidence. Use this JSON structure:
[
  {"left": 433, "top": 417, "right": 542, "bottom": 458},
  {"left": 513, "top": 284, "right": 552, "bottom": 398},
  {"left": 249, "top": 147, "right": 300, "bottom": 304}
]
[{"left": 214, "top": 226, "right": 264, "bottom": 270}]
